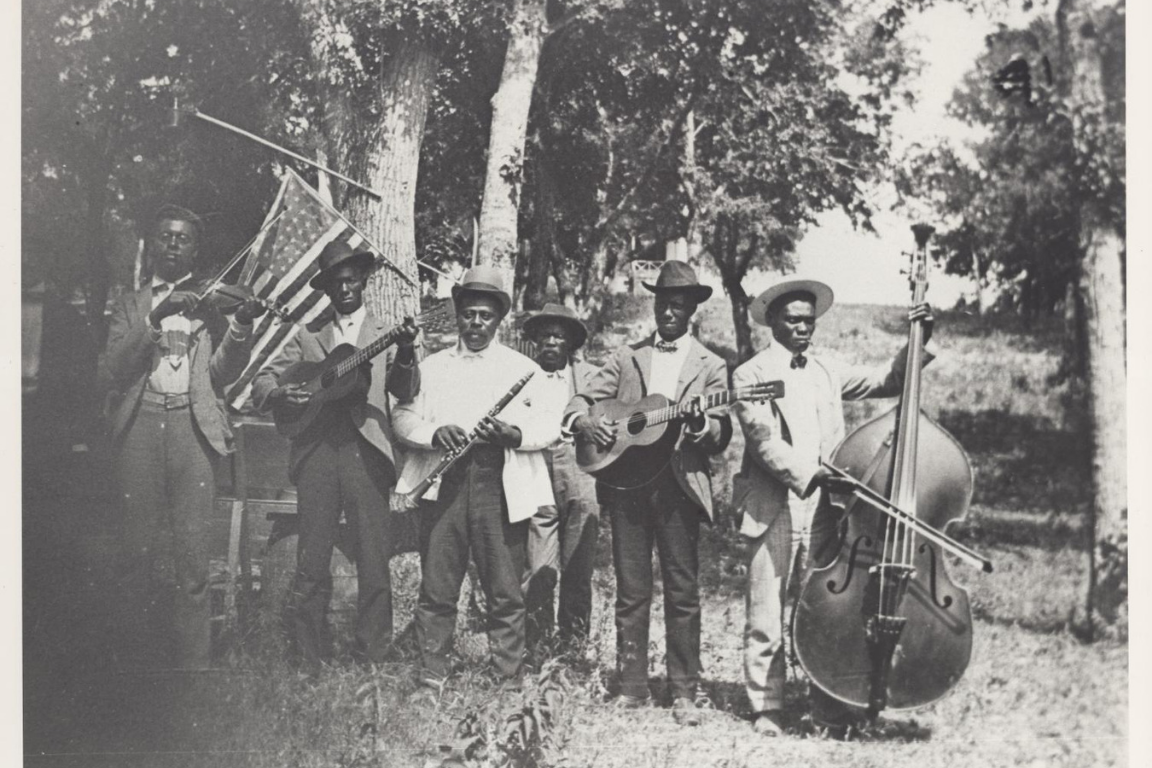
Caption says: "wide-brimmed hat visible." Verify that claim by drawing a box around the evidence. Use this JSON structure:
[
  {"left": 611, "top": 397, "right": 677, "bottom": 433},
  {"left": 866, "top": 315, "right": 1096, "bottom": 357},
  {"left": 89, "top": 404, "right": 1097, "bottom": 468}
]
[
  {"left": 309, "top": 241, "right": 376, "bottom": 290},
  {"left": 642, "top": 260, "right": 713, "bottom": 303},
  {"left": 750, "top": 277, "right": 834, "bottom": 326},
  {"left": 451, "top": 265, "right": 512, "bottom": 316},
  {"left": 523, "top": 302, "right": 588, "bottom": 349}
]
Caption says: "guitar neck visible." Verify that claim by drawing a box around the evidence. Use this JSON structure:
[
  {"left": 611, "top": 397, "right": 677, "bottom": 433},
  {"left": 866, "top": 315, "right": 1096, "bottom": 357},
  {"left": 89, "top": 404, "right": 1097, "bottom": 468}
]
[
  {"left": 334, "top": 327, "right": 401, "bottom": 378},
  {"left": 645, "top": 389, "right": 750, "bottom": 427}
]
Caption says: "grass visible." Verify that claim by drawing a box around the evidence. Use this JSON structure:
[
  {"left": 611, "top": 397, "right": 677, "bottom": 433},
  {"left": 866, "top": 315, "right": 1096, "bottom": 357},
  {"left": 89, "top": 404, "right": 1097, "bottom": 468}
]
[{"left": 23, "top": 299, "right": 1126, "bottom": 767}]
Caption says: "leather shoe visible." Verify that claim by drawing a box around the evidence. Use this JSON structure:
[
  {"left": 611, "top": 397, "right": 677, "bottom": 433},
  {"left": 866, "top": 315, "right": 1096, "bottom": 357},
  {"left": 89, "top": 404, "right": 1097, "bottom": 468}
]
[
  {"left": 610, "top": 694, "right": 647, "bottom": 709},
  {"left": 672, "top": 696, "right": 702, "bottom": 726},
  {"left": 752, "top": 710, "right": 786, "bottom": 737}
]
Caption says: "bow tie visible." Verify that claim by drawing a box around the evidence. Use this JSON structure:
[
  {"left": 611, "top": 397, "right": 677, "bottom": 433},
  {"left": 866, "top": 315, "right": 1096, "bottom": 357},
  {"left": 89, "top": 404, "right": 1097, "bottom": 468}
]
[
  {"left": 791, "top": 354, "right": 808, "bottom": 370},
  {"left": 154, "top": 282, "right": 174, "bottom": 294},
  {"left": 655, "top": 339, "right": 679, "bottom": 353}
]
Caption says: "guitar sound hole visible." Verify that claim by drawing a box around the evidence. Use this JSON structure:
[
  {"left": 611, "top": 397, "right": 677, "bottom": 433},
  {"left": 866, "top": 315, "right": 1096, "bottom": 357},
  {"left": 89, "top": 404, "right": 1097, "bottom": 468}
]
[
  {"left": 320, "top": 371, "right": 337, "bottom": 389},
  {"left": 627, "top": 413, "right": 648, "bottom": 436}
]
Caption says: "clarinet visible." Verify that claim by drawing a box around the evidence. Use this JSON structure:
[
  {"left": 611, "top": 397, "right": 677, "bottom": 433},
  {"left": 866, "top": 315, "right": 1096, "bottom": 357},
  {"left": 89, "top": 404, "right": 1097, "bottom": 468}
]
[{"left": 403, "top": 370, "right": 536, "bottom": 505}]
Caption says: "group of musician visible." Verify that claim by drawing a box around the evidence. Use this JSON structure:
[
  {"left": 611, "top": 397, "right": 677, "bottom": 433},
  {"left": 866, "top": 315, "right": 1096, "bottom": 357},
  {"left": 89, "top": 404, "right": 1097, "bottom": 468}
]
[{"left": 104, "top": 204, "right": 935, "bottom": 738}]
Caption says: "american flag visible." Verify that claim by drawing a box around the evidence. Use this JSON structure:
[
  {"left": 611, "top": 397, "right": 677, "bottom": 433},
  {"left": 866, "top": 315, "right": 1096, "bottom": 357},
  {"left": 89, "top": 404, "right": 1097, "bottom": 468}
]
[{"left": 225, "top": 170, "right": 399, "bottom": 408}]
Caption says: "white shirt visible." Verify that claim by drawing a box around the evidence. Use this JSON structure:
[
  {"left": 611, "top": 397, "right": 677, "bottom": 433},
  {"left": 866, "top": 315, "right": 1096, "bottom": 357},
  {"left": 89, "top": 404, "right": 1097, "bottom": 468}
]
[
  {"left": 647, "top": 332, "right": 691, "bottom": 399},
  {"left": 393, "top": 341, "right": 560, "bottom": 522},
  {"left": 538, "top": 363, "right": 574, "bottom": 445},
  {"left": 332, "top": 305, "right": 367, "bottom": 347},
  {"left": 764, "top": 342, "right": 833, "bottom": 528}
]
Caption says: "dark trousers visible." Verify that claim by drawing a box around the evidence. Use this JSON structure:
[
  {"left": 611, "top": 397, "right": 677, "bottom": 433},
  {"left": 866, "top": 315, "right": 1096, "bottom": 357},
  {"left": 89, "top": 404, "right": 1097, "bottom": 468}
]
[
  {"left": 292, "top": 417, "right": 396, "bottom": 666},
  {"left": 415, "top": 445, "right": 527, "bottom": 682},
  {"left": 607, "top": 468, "right": 702, "bottom": 700},
  {"left": 115, "top": 400, "right": 215, "bottom": 670},
  {"left": 524, "top": 444, "right": 600, "bottom": 645}
]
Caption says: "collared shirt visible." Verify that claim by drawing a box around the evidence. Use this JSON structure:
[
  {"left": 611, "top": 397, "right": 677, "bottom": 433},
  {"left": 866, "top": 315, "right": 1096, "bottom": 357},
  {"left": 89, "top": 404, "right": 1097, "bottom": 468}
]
[
  {"left": 332, "top": 305, "right": 367, "bottom": 347},
  {"left": 647, "top": 332, "right": 691, "bottom": 399},
  {"left": 764, "top": 341, "right": 833, "bottom": 527},
  {"left": 538, "top": 362, "right": 574, "bottom": 445},
  {"left": 146, "top": 274, "right": 251, "bottom": 394}
]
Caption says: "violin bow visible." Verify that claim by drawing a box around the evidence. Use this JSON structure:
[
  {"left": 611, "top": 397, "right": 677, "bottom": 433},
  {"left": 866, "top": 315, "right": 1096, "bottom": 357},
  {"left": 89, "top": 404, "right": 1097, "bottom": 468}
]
[{"left": 822, "top": 461, "right": 994, "bottom": 573}]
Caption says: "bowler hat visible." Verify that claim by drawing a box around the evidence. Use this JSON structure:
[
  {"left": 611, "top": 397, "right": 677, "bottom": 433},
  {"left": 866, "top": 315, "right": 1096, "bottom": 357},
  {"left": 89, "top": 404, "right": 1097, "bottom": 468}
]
[
  {"left": 642, "top": 261, "right": 713, "bottom": 303},
  {"left": 523, "top": 302, "right": 589, "bottom": 349},
  {"left": 750, "top": 277, "right": 834, "bottom": 326},
  {"left": 451, "top": 265, "right": 512, "bottom": 316},
  {"left": 309, "top": 241, "right": 376, "bottom": 290}
]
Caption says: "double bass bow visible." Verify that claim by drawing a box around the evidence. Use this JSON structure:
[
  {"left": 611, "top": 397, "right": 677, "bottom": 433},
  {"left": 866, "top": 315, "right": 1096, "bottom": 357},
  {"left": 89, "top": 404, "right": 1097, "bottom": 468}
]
[{"left": 792, "top": 224, "right": 992, "bottom": 720}]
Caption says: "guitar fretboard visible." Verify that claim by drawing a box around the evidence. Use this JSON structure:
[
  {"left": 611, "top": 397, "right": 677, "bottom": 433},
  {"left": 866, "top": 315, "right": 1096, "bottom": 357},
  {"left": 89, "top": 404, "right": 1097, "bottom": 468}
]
[
  {"left": 332, "top": 303, "right": 449, "bottom": 378},
  {"left": 635, "top": 385, "right": 779, "bottom": 428}
]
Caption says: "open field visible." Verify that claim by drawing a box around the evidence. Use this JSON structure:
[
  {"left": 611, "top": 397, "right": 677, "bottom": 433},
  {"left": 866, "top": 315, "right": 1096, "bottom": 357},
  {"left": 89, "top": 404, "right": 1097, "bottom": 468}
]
[{"left": 23, "top": 300, "right": 1126, "bottom": 767}]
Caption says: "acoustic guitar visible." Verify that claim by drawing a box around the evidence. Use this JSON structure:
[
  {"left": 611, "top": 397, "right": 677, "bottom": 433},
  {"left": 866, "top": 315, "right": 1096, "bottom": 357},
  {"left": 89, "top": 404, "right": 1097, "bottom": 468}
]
[
  {"left": 575, "top": 381, "right": 784, "bottom": 489},
  {"left": 272, "top": 301, "right": 451, "bottom": 440}
]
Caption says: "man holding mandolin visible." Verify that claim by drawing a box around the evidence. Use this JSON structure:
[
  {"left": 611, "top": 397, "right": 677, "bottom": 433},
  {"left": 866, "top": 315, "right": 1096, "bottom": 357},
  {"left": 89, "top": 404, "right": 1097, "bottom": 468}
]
[
  {"left": 252, "top": 241, "right": 420, "bottom": 672},
  {"left": 563, "top": 261, "right": 732, "bottom": 725},
  {"left": 731, "top": 276, "right": 934, "bottom": 738}
]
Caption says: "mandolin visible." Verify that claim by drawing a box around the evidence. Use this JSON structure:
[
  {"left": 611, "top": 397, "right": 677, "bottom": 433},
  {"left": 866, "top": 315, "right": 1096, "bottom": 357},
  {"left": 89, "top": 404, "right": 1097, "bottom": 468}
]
[
  {"left": 272, "top": 301, "right": 451, "bottom": 441},
  {"left": 576, "top": 381, "right": 784, "bottom": 489}
]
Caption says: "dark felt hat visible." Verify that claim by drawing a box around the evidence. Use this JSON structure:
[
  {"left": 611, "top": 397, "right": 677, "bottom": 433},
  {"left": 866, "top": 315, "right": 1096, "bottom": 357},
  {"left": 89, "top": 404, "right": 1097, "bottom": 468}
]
[
  {"left": 523, "top": 302, "right": 589, "bottom": 349},
  {"left": 309, "top": 241, "right": 376, "bottom": 290},
  {"left": 642, "top": 260, "right": 713, "bottom": 302},
  {"left": 451, "top": 265, "right": 513, "bottom": 316}
]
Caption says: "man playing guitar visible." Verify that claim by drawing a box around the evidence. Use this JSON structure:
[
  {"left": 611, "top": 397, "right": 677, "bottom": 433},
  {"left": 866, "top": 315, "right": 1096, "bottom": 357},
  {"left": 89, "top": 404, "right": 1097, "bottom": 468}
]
[
  {"left": 252, "top": 241, "right": 419, "bottom": 673},
  {"left": 563, "top": 261, "right": 732, "bottom": 725}
]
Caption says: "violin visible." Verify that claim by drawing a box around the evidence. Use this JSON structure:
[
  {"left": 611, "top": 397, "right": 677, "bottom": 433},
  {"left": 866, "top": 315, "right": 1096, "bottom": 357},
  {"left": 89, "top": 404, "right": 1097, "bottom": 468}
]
[
  {"left": 791, "top": 224, "right": 990, "bottom": 720},
  {"left": 170, "top": 274, "right": 291, "bottom": 323}
]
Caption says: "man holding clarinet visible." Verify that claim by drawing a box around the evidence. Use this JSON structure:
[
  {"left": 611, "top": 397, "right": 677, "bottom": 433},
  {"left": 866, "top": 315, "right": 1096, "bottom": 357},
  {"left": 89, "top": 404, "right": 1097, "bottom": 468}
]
[{"left": 394, "top": 266, "right": 560, "bottom": 698}]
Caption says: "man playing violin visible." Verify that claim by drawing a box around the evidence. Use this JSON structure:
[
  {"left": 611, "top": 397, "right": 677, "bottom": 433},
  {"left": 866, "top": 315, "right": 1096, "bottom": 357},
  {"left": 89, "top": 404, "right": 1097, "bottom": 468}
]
[
  {"left": 252, "top": 241, "right": 419, "bottom": 672},
  {"left": 563, "top": 261, "right": 732, "bottom": 726},
  {"left": 102, "top": 204, "right": 266, "bottom": 671},
  {"left": 731, "top": 277, "right": 933, "bottom": 737},
  {"left": 393, "top": 266, "right": 559, "bottom": 697}
]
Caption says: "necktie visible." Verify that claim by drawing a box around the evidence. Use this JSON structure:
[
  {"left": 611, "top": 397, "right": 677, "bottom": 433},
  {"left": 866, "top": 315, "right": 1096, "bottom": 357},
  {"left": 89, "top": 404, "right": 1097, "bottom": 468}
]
[
  {"left": 655, "top": 339, "right": 678, "bottom": 353},
  {"left": 791, "top": 354, "right": 807, "bottom": 370}
]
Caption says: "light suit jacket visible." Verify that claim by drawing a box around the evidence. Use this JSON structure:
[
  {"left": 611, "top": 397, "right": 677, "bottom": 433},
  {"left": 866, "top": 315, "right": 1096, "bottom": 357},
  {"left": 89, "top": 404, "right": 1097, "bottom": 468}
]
[
  {"left": 101, "top": 285, "right": 253, "bottom": 456},
  {"left": 250, "top": 309, "right": 420, "bottom": 484},
  {"left": 564, "top": 335, "right": 732, "bottom": 519},
  {"left": 731, "top": 342, "right": 933, "bottom": 538},
  {"left": 393, "top": 342, "right": 559, "bottom": 523}
]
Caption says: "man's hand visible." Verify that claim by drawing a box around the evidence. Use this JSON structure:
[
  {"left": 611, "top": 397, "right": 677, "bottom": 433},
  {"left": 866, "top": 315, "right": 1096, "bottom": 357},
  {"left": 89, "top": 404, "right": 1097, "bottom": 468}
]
[
  {"left": 812, "top": 465, "right": 858, "bottom": 495},
  {"left": 433, "top": 424, "right": 470, "bottom": 453},
  {"left": 233, "top": 294, "right": 267, "bottom": 325},
  {"left": 395, "top": 317, "right": 419, "bottom": 364},
  {"left": 475, "top": 416, "right": 522, "bottom": 449},
  {"left": 149, "top": 290, "right": 199, "bottom": 327},
  {"left": 682, "top": 395, "right": 707, "bottom": 434},
  {"left": 909, "top": 302, "right": 935, "bottom": 344},
  {"left": 269, "top": 383, "right": 312, "bottom": 408},
  {"left": 574, "top": 413, "right": 617, "bottom": 449}
]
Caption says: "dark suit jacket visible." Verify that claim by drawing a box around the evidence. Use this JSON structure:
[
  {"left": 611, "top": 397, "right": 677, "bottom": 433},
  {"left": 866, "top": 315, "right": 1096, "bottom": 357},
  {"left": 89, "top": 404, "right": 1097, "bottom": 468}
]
[
  {"left": 101, "top": 285, "right": 253, "bottom": 456},
  {"left": 250, "top": 309, "right": 420, "bottom": 484},
  {"left": 564, "top": 336, "right": 732, "bottom": 519}
]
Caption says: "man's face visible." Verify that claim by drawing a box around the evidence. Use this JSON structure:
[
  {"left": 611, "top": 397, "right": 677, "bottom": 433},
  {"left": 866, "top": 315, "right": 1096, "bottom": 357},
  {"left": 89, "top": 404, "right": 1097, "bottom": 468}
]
[
  {"left": 150, "top": 218, "right": 199, "bottom": 282},
  {"left": 768, "top": 297, "right": 817, "bottom": 354},
  {"left": 654, "top": 292, "right": 697, "bottom": 341},
  {"left": 457, "top": 294, "right": 503, "bottom": 352},
  {"left": 324, "top": 263, "right": 367, "bottom": 315},
  {"left": 533, "top": 321, "right": 572, "bottom": 372}
]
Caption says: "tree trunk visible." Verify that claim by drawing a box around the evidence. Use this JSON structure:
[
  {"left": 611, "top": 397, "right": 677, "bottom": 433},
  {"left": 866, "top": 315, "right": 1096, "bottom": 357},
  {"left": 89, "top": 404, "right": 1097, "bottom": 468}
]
[
  {"left": 1059, "top": 0, "right": 1127, "bottom": 632},
  {"left": 347, "top": 40, "right": 437, "bottom": 325},
  {"left": 298, "top": 0, "right": 434, "bottom": 326},
  {"left": 476, "top": 0, "right": 547, "bottom": 292}
]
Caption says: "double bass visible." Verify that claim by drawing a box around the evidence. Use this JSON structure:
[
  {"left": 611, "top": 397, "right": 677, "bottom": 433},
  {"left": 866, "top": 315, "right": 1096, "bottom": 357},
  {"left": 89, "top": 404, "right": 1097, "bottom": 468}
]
[{"left": 792, "top": 224, "right": 992, "bottom": 719}]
